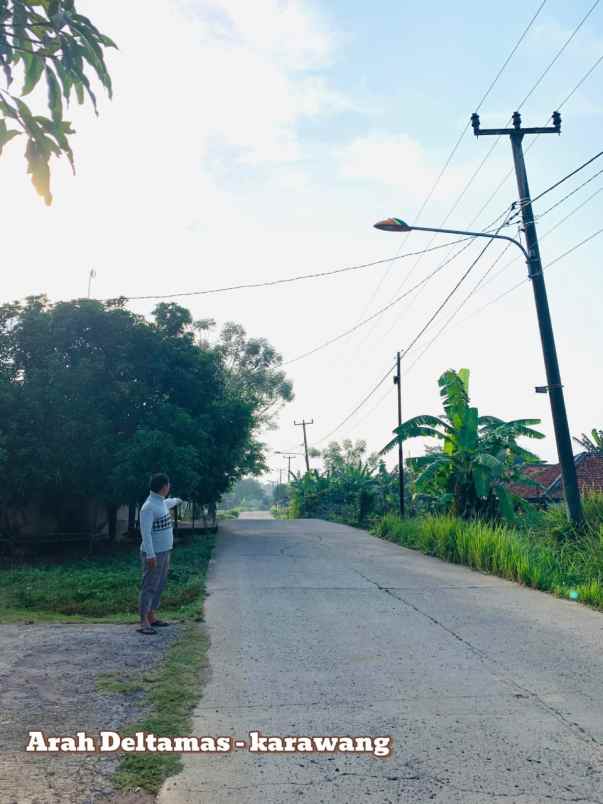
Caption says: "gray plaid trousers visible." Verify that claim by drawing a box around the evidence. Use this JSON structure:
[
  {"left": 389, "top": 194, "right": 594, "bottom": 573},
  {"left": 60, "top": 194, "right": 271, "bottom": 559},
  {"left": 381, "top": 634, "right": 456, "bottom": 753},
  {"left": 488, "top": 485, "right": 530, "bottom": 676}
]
[{"left": 139, "top": 549, "right": 171, "bottom": 619}]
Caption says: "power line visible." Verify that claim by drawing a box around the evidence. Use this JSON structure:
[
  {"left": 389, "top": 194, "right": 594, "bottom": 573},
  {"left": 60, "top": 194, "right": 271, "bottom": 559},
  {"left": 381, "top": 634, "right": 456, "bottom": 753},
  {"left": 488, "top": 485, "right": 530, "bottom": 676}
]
[
  {"left": 474, "top": 179, "right": 603, "bottom": 296},
  {"left": 282, "top": 237, "right": 478, "bottom": 366},
  {"left": 311, "top": 23, "right": 603, "bottom": 450},
  {"left": 532, "top": 150, "right": 603, "bottom": 206},
  {"left": 122, "top": 238, "right": 470, "bottom": 302},
  {"left": 314, "top": 362, "right": 397, "bottom": 445},
  {"left": 373, "top": 4, "right": 603, "bottom": 345},
  {"left": 507, "top": 150, "right": 603, "bottom": 223},
  {"left": 557, "top": 53, "right": 603, "bottom": 110},
  {"left": 536, "top": 167, "right": 603, "bottom": 219},
  {"left": 398, "top": 238, "right": 497, "bottom": 360},
  {"left": 341, "top": 221, "right": 603, "bottom": 444},
  {"left": 516, "top": 0, "right": 601, "bottom": 109},
  {"left": 457, "top": 226, "right": 603, "bottom": 324},
  {"left": 403, "top": 152, "right": 603, "bottom": 372},
  {"left": 405, "top": 240, "right": 515, "bottom": 373},
  {"left": 343, "top": 0, "right": 548, "bottom": 344},
  {"left": 411, "top": 166, "right": 603, "bottom": 358},
  {"left": 315, "top": 230, "right": 506, "bottom": 445}
]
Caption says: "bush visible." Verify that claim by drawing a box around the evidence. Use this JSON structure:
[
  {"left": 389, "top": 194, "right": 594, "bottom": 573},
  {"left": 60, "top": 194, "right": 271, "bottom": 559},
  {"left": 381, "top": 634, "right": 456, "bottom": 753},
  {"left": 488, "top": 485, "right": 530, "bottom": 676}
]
[{"left": 372, "top": 502, "right": 603, "bottom": 610}]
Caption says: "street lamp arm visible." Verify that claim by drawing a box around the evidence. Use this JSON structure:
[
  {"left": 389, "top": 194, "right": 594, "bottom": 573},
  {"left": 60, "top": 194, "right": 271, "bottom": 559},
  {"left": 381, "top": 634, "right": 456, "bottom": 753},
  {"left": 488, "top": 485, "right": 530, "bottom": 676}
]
[{"left": 408, "top": 225, "right": 530, "bottom": 261}]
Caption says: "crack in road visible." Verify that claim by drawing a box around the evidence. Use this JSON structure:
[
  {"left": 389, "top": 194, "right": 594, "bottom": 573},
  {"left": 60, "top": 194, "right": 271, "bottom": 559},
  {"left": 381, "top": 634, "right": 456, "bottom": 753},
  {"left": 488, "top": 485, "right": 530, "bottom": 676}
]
[{"left": 352, "top": 568, "right": 603, "bottom": 754}]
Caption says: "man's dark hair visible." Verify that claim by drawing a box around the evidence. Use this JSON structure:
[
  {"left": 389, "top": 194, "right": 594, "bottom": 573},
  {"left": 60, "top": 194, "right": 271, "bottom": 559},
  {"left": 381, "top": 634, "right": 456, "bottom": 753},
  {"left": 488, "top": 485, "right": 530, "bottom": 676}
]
[{"left": 150, "top": 473, "right": 170, "bottom": 493}]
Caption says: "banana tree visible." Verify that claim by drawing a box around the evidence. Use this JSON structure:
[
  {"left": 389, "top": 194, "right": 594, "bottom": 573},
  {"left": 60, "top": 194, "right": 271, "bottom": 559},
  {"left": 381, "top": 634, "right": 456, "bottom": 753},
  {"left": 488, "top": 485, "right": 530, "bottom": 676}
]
[
  {"left": 573, "top": 429, "right": 603, "bottom": 455},
  {"left": 381, "top": 369, "right": 545, "bottom": 522}
]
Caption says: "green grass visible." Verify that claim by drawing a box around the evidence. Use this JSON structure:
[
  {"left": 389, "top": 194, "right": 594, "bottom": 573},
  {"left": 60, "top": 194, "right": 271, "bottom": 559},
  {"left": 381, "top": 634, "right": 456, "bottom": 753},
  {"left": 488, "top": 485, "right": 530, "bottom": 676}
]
[
  {"left": 0, "top": 536, "right": 216, "bottom": 793},
  {"left": 96, "top": 623, "right": 209, "bottom": 794},
  {"left": 372, "top": 494, "right": 603, "bottom": 610},
  {"left": 0, "top": 535, "right": 214, "bottom": 622}
]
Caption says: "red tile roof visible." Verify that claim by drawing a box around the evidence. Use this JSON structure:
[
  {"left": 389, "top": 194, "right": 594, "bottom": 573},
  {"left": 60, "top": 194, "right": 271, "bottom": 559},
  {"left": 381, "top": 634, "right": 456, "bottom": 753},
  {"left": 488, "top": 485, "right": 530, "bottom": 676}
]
[
  {"left": 509, "top": 453, "right": 603, "bottom": 500},
  {"left": 509, "top": 464, "right": 561, "bottom": 499}
]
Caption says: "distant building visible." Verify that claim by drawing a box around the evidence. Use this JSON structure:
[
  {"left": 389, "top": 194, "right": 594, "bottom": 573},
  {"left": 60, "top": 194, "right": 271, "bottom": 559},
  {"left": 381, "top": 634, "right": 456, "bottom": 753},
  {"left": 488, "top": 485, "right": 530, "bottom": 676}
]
[{"left": 509, "top": 453, "right": 603, "bottom": 504}]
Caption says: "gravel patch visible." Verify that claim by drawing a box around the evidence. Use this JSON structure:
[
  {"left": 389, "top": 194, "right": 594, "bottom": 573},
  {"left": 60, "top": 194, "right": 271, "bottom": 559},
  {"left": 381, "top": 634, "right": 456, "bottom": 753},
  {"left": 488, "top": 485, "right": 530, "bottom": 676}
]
[{"left": 0, "top": 622, "right": 182, "bottom": 804}]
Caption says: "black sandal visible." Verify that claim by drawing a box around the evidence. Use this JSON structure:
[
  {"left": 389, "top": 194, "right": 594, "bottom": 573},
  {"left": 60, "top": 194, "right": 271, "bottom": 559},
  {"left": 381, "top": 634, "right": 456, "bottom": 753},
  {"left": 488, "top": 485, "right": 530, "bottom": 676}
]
[
  {"left": 150, "top": 620, "right": 170, "bottom": 627},
  {"left": 137, "top": 626, "right": 157, "bottom": 635}
]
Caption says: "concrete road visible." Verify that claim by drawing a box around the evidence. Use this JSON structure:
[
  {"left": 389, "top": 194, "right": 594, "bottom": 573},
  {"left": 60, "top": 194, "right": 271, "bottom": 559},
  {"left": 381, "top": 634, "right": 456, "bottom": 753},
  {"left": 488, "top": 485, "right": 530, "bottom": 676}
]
[
  {"left": 238, "top": 511, "right": 274, "bottom": 520},
  {"left": 159, "top": 518, "right": 603, "bottom": 804}
]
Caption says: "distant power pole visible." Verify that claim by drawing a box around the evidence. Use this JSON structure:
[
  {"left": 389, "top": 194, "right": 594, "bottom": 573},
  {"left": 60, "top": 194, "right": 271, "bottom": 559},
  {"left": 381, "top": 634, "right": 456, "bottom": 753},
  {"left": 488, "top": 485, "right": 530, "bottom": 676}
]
[
  {"left": 294, "top": 419, "right": 314, "bottom": 472},
  {"left": 471, "top": 110, "right": 583, "bottom": 528},
  {"left": 284, "top": 455, "right": 296, "bottom": 480},
  {"left": 394, "top": 352, "right": 405, "bottom": 517}
]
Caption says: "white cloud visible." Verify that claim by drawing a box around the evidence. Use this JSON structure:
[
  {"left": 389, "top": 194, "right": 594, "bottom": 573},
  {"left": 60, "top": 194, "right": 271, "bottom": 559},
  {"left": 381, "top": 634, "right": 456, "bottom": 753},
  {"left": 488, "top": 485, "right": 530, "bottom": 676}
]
[
  {"left": 336, "top": 132, "right": 477, "bottom": 203},
  {"left": 198, "top": 0, "right": 337, "bottom": 71}
]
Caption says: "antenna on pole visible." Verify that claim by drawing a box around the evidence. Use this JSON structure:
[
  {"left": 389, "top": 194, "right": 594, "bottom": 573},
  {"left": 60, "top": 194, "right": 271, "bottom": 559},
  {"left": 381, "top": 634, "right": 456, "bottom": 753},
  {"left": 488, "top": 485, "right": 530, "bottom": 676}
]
[{"left": 87, "top": 268, "right": 96, "bottom": 299}]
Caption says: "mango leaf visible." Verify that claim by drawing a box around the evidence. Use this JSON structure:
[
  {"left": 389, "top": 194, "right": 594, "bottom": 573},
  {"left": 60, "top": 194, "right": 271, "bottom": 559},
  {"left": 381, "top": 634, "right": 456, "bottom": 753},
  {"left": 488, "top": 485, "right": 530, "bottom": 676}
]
[
  {"left": 21, "top": 50, "right": 45, "bottom": 95},
  {"left": 0, "top": 0, "right": 115, "bottom": 204},
  {"left": 45, "top": 66, "right": 62, "bottom": 121},
  {"left": 25, "top": 136, "right": 52, "bottom": 205},
  {"left": 0, "top": 120, "right": 21, "bottom": 155},
  {"left": 55, "top": 60, "right": 73, "bottom": 102}
]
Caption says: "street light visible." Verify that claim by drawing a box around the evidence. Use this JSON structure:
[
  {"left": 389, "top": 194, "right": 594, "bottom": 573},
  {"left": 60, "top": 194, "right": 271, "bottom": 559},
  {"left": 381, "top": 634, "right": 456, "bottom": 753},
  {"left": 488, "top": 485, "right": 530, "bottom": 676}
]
[
  {"left": 374, "top": 218, "right": 530, "bottom": 260},
  {"left": 374, "top": 215, "right": 584, "bottom": 527}
]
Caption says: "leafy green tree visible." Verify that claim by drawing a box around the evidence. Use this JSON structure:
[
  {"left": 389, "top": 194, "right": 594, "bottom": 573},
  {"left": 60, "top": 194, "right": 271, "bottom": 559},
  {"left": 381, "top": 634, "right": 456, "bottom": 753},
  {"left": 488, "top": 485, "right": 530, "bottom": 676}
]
[
  {"left": 381, "top": 369, "right": 545, "bottom": 522},
  {"left": 0, "top": 297, "right": 289, "bottom": 540},
  {"left": 220, "top": 477, "right": 271, "bottom": 511},
  {"left": 319, "top": 439, "right": 378, "bottom": 473},
  {"left": 0, "top": 0, "right": 115, "bottom": 204},
  {"left": 573, "top": 429, "right": 603, "bottom": 456},
  {"left": 211, "top": 322, "right": 294, "bottom": 429},
  {"left": 288, "top": 440, "right": 393, "bottom": 525}
]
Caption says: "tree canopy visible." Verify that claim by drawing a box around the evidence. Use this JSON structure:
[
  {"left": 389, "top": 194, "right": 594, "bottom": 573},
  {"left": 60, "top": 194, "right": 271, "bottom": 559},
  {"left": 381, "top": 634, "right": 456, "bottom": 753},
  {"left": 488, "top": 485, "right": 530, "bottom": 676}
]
[
  {"left": 381, "top": 369, "right": 544, "bottom": 521},
  {"left": 0, "top": 297, "right": 292, "bottom": 536},
  {"left": 0, "top": 0, "right": 115, "bottom": 204}
]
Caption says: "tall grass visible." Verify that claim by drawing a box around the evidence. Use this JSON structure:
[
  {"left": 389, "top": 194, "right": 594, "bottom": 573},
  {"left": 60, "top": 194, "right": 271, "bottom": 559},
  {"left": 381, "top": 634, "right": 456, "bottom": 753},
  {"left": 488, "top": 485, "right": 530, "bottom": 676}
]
[{"left": 372, "top": 493, "right": 603, "bottom": 610}]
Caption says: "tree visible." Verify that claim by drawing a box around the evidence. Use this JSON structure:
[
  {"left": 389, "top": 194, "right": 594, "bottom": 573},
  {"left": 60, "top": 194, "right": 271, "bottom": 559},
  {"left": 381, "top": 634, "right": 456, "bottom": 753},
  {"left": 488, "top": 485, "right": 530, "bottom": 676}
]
[
  {"left": 0, "top": 0, "right": 115, "bottom": 204},
  {"left": 0, "top": 297, "right": 290, "bottom": 540},
  {"left": 381, "top": 369, "right": 545, "bottom": 522},
  {"left": 210, "top": 322, "right": 294, "bottom": 429},
  {"left": 220, "top": 478, "right": 271, "bottom": 511},
  {"left": 573, "top": 429, "right": 603, "bottom": 456},
  {"left": 319, "top": 439, "right": 377, "bottom": 473}
]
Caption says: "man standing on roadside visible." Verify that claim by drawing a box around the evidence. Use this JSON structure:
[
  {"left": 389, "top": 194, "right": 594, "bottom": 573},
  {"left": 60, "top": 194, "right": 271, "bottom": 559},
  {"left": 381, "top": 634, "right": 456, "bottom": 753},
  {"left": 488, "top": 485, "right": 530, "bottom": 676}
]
[{"left": 138, "top": 473, "right": 182, "bottom": 636}]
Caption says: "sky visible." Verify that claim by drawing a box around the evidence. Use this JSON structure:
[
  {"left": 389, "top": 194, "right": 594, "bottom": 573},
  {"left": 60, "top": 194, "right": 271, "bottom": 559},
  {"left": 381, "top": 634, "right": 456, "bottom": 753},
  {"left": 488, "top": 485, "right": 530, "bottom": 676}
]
[{"left": 1, "top": 0, "right": 602, "bottom": 483}]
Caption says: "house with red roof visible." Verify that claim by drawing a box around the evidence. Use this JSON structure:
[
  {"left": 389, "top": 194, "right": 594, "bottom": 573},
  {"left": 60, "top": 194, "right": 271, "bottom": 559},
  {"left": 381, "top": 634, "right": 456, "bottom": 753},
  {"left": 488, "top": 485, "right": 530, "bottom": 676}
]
[{"left": 509, "top": 453, "right": 603, "bottom": 503}]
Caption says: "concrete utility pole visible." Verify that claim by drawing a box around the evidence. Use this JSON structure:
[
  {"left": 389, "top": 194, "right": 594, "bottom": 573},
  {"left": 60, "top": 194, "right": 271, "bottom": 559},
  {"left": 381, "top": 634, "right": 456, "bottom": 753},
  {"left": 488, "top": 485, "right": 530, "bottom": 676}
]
[
  {"left": 471, "top": 110, "right": 583, "bottom": 528},
  {"left": 394, "top": 352, "right": 405, "bottom": 518},
  {"left": 275, "top": 452, "right": 302, "bottom": 480},
  {"left": 294, "top": 419, "right": 314, "bottom": 472},
  {"left": 284, "top": 455, "right": 296, "bottom": 480}
]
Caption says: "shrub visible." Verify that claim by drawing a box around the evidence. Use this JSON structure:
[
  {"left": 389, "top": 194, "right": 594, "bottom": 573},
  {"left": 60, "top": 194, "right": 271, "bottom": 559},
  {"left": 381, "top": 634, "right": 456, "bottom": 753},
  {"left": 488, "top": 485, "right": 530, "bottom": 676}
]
[{"left": 372, "top": 508, "right": 603, "bottom": 610}]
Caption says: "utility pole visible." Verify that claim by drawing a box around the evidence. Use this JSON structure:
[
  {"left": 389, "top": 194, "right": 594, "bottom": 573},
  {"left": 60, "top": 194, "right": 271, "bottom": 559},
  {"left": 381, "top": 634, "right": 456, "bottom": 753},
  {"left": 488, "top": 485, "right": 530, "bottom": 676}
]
[
  {"left": 275, "top": 451, "right": 304, "bottom": 480},
  {"left": 394, "top": 351, "right": 405, "bottom": 517},
  {"left": 471, "top": 111, "right": 583, "bottom": 527},
  {"left": 284, "top": 455, "right": 295, "bottom": 480},
  {"left": 294, "top": 419, "right": 314, "bottom": 473}
]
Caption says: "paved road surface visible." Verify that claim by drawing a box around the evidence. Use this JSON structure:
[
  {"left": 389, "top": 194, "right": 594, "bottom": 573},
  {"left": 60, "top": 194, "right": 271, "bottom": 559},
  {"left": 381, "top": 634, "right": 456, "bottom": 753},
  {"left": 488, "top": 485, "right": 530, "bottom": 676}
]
[{"left": 159, "top": 518, "right": 603, "bottom": 804}]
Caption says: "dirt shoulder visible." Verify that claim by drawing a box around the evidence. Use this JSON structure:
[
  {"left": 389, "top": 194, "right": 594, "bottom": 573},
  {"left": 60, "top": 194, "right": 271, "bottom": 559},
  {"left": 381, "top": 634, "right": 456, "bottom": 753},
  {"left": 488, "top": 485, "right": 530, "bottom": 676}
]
[{"left": 0, "top": 622, "right": 182, "bottom": 804}]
